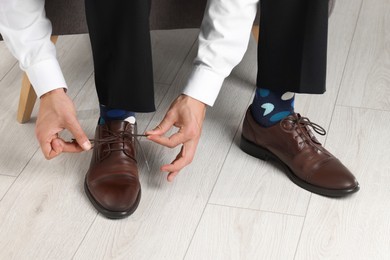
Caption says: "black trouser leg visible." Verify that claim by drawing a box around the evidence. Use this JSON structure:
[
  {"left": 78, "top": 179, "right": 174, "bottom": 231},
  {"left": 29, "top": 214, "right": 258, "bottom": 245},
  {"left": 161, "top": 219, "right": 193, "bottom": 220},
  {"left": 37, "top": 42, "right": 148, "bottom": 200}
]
[
  {"left": 85, "top": 0, "right": 155, "bottom": 112},
  {"left": 257, "top": 0, "right": 329, "bottom": 94}
]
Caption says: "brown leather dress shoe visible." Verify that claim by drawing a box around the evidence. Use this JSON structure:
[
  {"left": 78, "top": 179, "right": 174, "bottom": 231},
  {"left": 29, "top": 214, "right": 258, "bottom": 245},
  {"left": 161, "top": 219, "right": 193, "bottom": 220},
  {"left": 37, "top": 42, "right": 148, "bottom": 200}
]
[
  {"left": 240, "top": 106, "right": 359, "bottom": 197},
  {"left": 85, "top": 120, "right": 141, "bottom": 219}
]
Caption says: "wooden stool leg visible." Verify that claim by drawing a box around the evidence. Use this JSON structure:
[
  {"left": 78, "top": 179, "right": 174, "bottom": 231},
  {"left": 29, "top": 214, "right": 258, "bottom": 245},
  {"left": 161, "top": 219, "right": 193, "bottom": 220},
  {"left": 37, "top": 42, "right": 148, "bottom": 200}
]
[
  {"left": 16, "top": 36, "right": 59, "bottom": 124},
  {"left": 17, "top": 74, "right": 37, "bottom": 123},
  {"left": 252, "top": 25, "right": 259, "bottom": 43}
]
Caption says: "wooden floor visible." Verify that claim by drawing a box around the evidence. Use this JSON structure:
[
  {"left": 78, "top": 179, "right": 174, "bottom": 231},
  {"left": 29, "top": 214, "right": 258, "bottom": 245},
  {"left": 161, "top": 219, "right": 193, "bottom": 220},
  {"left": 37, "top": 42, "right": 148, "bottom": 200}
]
[{"left": 0, "top": 0, "right": 389, "bottom": 259}]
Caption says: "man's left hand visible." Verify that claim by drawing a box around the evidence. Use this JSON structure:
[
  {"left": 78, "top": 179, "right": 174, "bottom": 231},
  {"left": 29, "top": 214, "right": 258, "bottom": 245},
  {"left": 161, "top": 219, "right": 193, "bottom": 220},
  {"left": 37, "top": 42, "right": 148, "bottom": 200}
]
[{"left": 146, "top": 94, "right": 206, "bottom": 182}]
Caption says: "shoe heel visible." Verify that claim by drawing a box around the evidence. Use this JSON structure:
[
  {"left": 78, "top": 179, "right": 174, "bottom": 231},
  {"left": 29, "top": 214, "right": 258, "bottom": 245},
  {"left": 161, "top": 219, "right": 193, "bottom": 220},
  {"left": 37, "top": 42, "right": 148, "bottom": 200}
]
[{"left": 240, "top": 135, "right": 271, "bottom": 161}]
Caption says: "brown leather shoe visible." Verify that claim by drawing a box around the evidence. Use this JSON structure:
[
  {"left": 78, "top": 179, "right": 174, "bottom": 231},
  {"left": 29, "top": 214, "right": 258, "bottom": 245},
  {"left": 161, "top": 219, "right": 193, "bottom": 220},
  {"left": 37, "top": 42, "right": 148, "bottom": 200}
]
[
  {"left": 240, "top": 106, "right": 359, "bottom": 197},
  {"left": 85, "top": 120, "right": 141, "bottom": 219}
]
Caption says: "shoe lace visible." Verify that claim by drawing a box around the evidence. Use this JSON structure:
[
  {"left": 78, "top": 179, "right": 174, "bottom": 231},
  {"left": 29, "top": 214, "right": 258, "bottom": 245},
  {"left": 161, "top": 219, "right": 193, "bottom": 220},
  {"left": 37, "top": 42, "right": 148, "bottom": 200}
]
[
  {"left": 72, "top": 130, "right": 151, "bottom": 171},
  {"left": 281, "top": 115, "right": 327, "bottom": 149},
  {"left": 295, "top": 116, "right": 326, "bottom": 136}
]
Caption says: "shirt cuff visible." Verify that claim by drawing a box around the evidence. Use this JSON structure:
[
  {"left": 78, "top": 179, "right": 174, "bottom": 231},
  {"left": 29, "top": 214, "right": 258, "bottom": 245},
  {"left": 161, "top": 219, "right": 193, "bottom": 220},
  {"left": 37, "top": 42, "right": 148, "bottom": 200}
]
[
  {"left": 25, "top": 58, "right": 67, "bottom": 98},
  {"left": 182, "top": 66, "right": 225, "bottom": 107}
]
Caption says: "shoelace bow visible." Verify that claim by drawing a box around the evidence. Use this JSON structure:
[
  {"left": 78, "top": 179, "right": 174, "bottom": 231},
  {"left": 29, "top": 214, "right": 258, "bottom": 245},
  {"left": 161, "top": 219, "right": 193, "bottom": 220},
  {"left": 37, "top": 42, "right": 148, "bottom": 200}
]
[
  {"left": 281, "top": 115, "right": 327, "bottom": 147},
  {"left": 72, "top": 130, "right": 150, "bottom": 171},
  {"left": 294, "top": 116, "right": 326, "bottom": 136}
]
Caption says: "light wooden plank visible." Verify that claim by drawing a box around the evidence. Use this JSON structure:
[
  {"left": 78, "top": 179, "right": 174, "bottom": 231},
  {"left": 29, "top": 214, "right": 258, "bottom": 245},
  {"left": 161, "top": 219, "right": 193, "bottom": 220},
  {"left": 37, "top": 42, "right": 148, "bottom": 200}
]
[
  {"left": 73, "top": 35, "right": 257, "bottom": 260},
  {"left": 209, "top": 128, "right": 311, "bottom": 216},
  {"left": 185, "top": 205, "right": 304, "bottom": 260},
  {"left": 0, "top": 175, "right": 15, "bottom": 200},
  {"left": 295, "top": 106, "right": 390, "bottom": 259},
  {"left": 50, "top": 34, "right": 94, "bottom": 98},
  {"left": 0, "top": 77, "right": 100, "bottom": 259},
  {"left": 0, "top": 42, "right": 17, "bottom": 81},
  {"left": 208, "top": 4, "right": 362, "bottom": 216},
  {"left": 337, "top": 0, "right": 390, "bottom": 110},
  {"left": 151, "top": 29, "right": 198, "bottom": 85},
  {"left": 332, "top": 0, "right": 362, "bottom": 17},
  {"left": 0, "top": 67, "right": 38, "bottom": 176},
  {"left": 0, "top": 34, "right": 94, "bottom": 177}
]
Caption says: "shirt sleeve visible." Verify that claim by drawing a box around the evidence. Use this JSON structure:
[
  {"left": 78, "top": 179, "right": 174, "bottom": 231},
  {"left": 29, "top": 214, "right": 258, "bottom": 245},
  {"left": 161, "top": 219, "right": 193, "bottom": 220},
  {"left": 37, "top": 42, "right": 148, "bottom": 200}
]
[
  {"left": 0, "top": 0, "right": 67, "bottom": 98},
  {"left": 182, "top": 0, "right": 259, "bottom": 106}
]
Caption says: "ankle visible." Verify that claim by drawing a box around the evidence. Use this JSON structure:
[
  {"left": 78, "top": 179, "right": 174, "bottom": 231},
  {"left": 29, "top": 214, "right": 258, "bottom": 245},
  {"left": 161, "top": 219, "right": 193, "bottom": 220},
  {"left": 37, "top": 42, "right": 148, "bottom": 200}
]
[
  {"left": 99, "top": 104, "right": 136, "bottom": 125},
  {"left": 251, "top": 88, "right": 295, "bottom": 127}
]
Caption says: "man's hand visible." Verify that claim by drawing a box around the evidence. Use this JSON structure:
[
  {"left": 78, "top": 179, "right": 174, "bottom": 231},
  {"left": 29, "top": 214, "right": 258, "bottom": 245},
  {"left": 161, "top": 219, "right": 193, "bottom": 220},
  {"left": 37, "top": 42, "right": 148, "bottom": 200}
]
[
  {"left": 36, "top": 88, "right": 91, "bottom": 159},
  {"left": 146, "top": 94, "right": 206, "bottom": 182}
]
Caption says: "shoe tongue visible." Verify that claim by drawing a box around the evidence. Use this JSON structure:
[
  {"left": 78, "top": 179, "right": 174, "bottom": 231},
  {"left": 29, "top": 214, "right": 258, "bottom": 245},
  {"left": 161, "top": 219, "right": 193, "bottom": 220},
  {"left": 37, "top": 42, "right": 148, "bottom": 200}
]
[{"left": 105, "top": 120, "right": 128, "bottom": 133}]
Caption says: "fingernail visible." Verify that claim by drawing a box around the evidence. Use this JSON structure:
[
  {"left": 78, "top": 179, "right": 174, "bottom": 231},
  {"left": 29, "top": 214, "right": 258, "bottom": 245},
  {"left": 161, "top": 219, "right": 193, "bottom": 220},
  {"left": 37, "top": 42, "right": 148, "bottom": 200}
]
[{"left": 82, "top": 141, "right": 92, "bottom": 150}]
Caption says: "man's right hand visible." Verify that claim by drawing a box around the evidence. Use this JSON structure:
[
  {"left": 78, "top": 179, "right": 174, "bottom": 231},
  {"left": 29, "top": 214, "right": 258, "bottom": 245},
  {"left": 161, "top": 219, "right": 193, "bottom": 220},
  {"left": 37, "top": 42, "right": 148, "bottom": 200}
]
[{"left": 35, "top": 88, "right": 91, "bottom": 160}]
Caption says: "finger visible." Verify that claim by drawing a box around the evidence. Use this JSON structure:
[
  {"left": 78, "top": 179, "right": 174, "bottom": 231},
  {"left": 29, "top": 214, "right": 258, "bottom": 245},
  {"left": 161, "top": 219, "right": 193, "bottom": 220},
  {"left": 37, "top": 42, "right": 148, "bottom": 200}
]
[
  {"left": 40, "top": 142, "right": 53, "bottom": 160},
  {"left": 161, "top": 156, "right": 187, "bottom": 173},
  {"left": 39, "top": 134, "right": 58, "bottom": 160},
  {"left": 43, "top": 137, "right": 85, "bottom": 160},
  {"left": 65, "top": 118, "right": 91, "bottom": 151},
  {"left": 56, "top": 138, "right": 84, "bottom": 153},
  {"left": 167, "top": 171, "right": 179, "bottom": 182},
  {"left": 146, "top": 112, "right": 175, "bottom": 135},
  {"left": 161, "top": 146, "right": 184, "bottom": 172},
  {"left": 161, "top": 141, "right": 196, "bottom": 173},
  {"left": 51, "top": 138, "right": 64, "bottom": 154},
  {"left": 42, "top": 138, "right": 62, "bottom": 160},
  {"left": 148, "top": 131, "right": 187, "bottom": 148}
]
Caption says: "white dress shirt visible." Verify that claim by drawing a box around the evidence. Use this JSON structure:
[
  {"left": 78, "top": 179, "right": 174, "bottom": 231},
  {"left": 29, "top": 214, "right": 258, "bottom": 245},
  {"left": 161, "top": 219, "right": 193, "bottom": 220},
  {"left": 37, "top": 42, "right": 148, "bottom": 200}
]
[
  {"left": 0, "top": 0, "right": 67, "bottom": 98},
  {"left": 0, "top": 0, "right": 258, "bottom": 105}
]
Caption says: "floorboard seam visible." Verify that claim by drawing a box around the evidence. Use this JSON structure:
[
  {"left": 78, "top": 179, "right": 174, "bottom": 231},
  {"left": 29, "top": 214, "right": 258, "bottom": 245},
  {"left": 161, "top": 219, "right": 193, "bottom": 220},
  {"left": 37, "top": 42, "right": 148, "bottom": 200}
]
[
  {"left": 71, "top": 213, "right": 99, "bottom": 260},
  {"left": 336, "top": 104, "right": 390, "bottom": 113},
  {"left": 167, "top": 37, "right": 199, "bottom": 87},
  {"left": 331, "top": 0, "right": 365, "bottom": 129},
  {"left": 293, "top": 3, "right": 364, "bottom": 258},
  {"left": 0, "top": 61, "right": 18, "bottom": 83},
  {"left": 181, "top": 88, "right": 256, "bottom": 260},
  {"left": 292, "top": 193, "right": 312, "bottom": 260},
  {"left": 207, "top": 203, "right": 307, "bottom": 218}
]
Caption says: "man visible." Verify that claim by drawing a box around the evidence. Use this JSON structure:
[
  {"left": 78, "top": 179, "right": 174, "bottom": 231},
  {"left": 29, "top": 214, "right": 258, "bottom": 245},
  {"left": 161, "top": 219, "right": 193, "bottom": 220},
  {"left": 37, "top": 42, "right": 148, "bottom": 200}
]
[{"left": 0, "top": 0, "right": 359, "bottom": 219}]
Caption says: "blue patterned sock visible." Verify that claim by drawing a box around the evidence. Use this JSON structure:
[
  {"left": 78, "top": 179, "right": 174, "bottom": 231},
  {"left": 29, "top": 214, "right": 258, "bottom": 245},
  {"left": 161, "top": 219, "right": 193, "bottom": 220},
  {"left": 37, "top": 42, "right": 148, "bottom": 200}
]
[
  {"left": 251, "top": 88, "right": 295, "bottom": 127},
  {"left": 99, "top": 104, "right": 136, "bottom": 125}
]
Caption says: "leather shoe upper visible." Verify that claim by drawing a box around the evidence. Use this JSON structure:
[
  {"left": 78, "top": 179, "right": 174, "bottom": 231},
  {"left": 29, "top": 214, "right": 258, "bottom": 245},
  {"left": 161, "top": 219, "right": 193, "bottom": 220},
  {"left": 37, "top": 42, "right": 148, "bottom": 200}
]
[
  {"left": 86, "top": 120, "right": 140, "bottom": 212},
  {"left": 242, "top": 107, "right": 359, "bottom": 191}
]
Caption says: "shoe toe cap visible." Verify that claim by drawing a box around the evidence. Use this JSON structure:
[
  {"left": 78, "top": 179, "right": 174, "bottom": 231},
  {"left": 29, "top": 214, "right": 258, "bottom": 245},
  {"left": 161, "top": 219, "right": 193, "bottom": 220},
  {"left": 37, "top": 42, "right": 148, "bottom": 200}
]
[
  {"left": 309, "top": 159, "right": 359, "bottom": 191},
  {"left": 89, "top": 176, "right": 140, "bottom": 212}
]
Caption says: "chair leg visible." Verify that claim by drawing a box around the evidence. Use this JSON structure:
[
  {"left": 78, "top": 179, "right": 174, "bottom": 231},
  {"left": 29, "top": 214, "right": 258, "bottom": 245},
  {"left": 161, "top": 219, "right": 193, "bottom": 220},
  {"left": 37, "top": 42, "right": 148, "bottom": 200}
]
[
  {"left": 16, "top": 35, "right": 59, "bottom": 124},
  {"left": 17, "top": 74, "right": 37, "bottom": 124},
  {"left": 252, "top": 25, "right": 259, "bottom": 43}
]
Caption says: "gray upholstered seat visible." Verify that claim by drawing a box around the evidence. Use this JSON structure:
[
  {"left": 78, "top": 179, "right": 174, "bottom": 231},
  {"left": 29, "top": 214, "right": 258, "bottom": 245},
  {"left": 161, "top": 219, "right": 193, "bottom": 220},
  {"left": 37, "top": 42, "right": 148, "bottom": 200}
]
[
  {"left": 0, "top": 0, "right": 336, "bottom": 39},
  {"left": 0, "top": 0, "right": 210, "bottom": 123},
  {"left": 0, "top": 0, "right": 208, "bottom": 40},
  {"left": 47, "top": 0, "right": 209, "bottom": 35},
  {"left": 0, "top": 0, "right": 334, "bottom": 123}
]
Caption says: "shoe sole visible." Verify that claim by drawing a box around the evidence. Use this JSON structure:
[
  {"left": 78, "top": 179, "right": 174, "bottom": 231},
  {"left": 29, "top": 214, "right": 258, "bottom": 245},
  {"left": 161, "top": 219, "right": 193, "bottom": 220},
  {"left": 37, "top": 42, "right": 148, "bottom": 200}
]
[
  {"left": 84, "top": 180, "right": 141, "bottom": 219},
  {"left": 240, "top": 135, "right": 360, "bottom": 197}
]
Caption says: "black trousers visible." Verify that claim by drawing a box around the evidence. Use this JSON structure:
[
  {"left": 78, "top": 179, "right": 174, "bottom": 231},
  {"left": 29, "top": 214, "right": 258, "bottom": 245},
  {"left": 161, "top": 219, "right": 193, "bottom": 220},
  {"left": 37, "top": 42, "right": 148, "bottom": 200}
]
[{"left": 85, "top": 0, "right": 328, "bottom": 112}]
